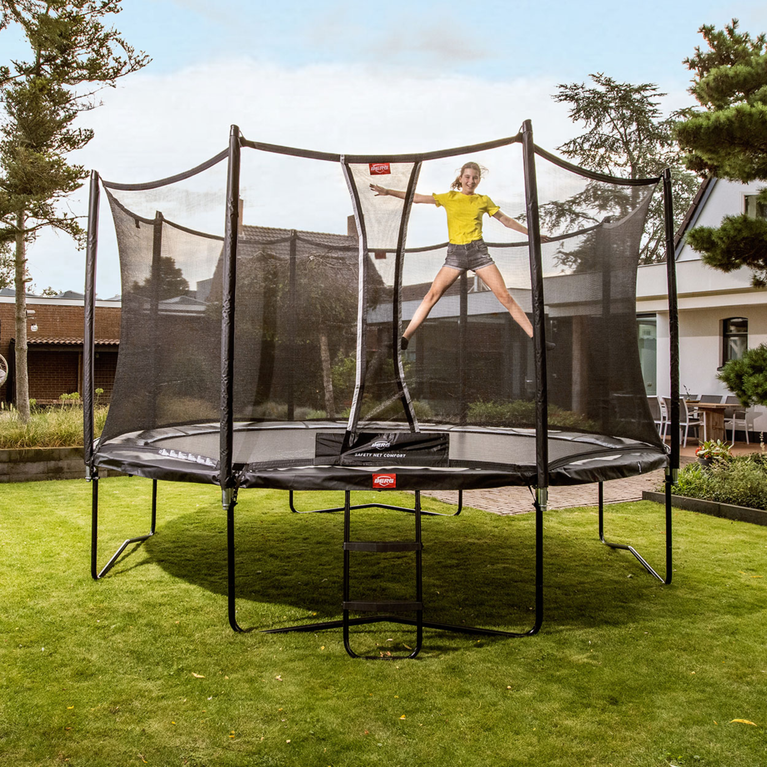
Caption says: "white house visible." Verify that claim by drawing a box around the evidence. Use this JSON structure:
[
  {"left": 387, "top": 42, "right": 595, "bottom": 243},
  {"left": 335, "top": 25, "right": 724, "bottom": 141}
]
[{"left": 637, "top": 176, "right": 767, "bottom": 436}]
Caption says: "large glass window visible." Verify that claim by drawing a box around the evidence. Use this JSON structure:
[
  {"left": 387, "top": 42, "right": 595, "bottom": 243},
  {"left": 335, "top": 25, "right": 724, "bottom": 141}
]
[
  {"left": 722, "top": 317, "right": 748, "bottom": 366},
  {"left": 637, "top": 315, "right": 657, "bottom": 395}
]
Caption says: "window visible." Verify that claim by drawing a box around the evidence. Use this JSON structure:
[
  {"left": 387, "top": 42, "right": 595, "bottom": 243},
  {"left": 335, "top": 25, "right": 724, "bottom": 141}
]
[
  {"left": 637, "top": 315, "right": 657, "bottom": 394},
  {"left": 744, "top": 194, "right": 767, "bottom": 219},
  {"left": 722, "top": 317, "right": 748, "bottom": 366}
]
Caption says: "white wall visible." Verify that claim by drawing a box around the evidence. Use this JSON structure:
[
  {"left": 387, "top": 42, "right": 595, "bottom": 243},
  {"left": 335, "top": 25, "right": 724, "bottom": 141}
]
[{"left": 638, "top": 177, "right": 767, "bottom": 436}]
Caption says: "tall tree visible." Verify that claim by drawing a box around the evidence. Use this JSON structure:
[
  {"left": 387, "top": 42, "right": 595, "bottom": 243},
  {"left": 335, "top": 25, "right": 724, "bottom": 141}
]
[
  {"left": 0, "top": 0, "right": 149, "bottom": 422},
  {"left": 675, "top": 19, "right": 767, "bottom": 286},
  {"left": 544, "top": 74, "right": 698, "bottom": 267}
]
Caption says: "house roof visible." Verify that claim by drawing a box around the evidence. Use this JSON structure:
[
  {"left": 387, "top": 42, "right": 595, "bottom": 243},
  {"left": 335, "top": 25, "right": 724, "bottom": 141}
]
[{"left": 673, "top": 176, "right": 717, "bottom": 256}]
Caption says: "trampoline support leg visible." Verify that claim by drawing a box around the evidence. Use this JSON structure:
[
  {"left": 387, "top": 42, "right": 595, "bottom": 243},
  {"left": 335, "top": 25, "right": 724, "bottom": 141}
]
[
  {"left": 225, "top": 487, "right": 244, "bottom": 632},
  {"left": 91, "top": 476, "right": 158, "bottom": 580},
  {"left": 598, "top": 476, "right": 672, "bottom": 584}
]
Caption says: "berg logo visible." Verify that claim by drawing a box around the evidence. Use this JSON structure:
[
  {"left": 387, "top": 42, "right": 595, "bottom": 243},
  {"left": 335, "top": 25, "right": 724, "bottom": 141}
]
[
  {"left": 373, "top": 473, "right": 396, "bottom": 489},
  {"left": 369, "top": 162, "right": 391, "bottom": 175},
  {"left": 371, "top": 440, "right": 391, "bottom": 450}
]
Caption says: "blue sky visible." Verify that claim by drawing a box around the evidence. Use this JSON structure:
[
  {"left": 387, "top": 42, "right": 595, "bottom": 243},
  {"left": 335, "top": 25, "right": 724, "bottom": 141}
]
[{"left": 4, "top": 0, "right": 766, "bottom": 296}]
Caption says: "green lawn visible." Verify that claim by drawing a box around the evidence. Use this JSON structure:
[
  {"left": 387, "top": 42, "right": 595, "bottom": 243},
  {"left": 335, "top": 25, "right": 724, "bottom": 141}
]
[{"left": 1, "top": 477, "right": 766, "bottom": 766}]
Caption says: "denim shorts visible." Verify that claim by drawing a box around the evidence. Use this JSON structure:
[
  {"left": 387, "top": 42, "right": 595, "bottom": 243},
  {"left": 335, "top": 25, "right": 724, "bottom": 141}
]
[{"left": 444, "top": 239, "right": 495, "bottom": 272}]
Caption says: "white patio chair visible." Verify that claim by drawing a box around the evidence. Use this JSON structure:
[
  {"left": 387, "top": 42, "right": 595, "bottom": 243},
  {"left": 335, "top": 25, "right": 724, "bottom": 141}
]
[
  {"left": 647, "top": 395, "right": 666, "bottom": 440},
  {"left": 723, "top": 395, "right": 751, "bottom": 444},
  {"left": 663, "top": 396, "right": 702, "bottom": 447}
]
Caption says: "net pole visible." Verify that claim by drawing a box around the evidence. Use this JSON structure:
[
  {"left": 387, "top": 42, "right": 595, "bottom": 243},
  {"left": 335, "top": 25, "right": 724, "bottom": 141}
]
[
  {"left": 521, "top": 120, "right": 549, "bottom": 496},
  {"left": 663, "top": 169, "right": 680, "bottom": 475},
  {"left": 83, "top": 171, "right": 99, "bottom": 476},
  {"left": 148, "top": 212, "right": 163, "bottom": 428},
  {"left": 220, "top": 125, "right": 241, "bottom": 503}
]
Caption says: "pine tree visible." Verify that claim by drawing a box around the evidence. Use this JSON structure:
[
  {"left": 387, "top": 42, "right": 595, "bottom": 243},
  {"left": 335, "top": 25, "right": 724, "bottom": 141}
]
[
  {"left": 544, "top": 74, "right": 698, "bottom": 267},
  {"left": 675, "top": 20, "right": 767, "bottom": 286},
  {"left": 0, "top": 0, "right": 149, "bottom": 422}
]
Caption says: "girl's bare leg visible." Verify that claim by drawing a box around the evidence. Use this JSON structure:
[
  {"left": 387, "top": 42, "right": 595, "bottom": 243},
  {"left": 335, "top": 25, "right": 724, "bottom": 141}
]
[
  {"left": 475, "top": 263, "right": 533, "bottom": 338},
  {"left": 402, "top": 266, "right": 462, "bottom": 341}
]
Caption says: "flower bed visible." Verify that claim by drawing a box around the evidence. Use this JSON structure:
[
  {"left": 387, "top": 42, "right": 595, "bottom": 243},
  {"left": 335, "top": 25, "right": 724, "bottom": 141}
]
[{"left": 664, "top": 452, "right": 767, "bottom": 511}]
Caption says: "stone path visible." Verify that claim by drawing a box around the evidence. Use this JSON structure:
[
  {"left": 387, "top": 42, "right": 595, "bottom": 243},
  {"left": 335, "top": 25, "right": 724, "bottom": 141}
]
[{"left": 423, "top": 462, "right": 693, "bottom": 515}]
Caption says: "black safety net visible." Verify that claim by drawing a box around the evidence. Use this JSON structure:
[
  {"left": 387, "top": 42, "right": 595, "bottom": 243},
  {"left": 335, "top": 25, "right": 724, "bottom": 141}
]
[{"left": 92, "top": 129, "right": 667, "bottom": 487}]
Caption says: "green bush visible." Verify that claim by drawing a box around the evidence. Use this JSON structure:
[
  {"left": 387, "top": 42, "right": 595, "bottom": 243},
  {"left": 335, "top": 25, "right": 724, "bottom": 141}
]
[
  {"left": 0, "top": 403, "right": 109, "bottom": 449},
  {"left": 466, "top": 400, "right": 596, "bottom": 431},
  {"left": 672, "top": 454, "right": 767, "bottom": 509}
]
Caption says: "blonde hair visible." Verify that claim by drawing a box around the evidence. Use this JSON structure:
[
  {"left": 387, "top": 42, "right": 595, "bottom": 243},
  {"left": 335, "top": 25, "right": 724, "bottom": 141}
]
[{"left": 450, "top": 162, "right": 487, "bottom": 191}]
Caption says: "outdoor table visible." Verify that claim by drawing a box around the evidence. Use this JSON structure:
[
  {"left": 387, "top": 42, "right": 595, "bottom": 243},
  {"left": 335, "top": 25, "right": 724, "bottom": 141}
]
[{"left": 693, "top": 402, "right": 729, "bottom": 443}]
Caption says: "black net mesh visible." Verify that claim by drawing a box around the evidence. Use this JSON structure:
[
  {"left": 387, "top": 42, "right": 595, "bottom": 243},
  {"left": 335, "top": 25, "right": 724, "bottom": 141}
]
[
  {"left": 95, "top": 133, "right": 665, "bottom": 482},
  {"left": 101, "top": 157, "right": 228, "bottom": 442},
  {"left": 534, "top": 151, "right": 662, "bottom": 446}
]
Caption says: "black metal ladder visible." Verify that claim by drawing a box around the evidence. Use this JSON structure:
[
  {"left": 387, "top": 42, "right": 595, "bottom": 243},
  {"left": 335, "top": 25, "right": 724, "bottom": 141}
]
[{"left": 342, "top": 490, "right": 424, "bottom": 658}]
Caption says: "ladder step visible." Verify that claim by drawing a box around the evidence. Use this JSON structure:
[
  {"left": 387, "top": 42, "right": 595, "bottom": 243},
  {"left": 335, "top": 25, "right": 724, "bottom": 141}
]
[
  {"left": 344, "top": 600, "right": 423, "bottom": 613},
  {"left": 344, "top": 541, "right": 422, "bottom": 552}
]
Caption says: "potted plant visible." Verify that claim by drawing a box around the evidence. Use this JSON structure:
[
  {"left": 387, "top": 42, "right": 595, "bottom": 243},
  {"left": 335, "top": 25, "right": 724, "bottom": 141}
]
[{"left": 695, "top": 439, "right": 732, "bottom": 468}]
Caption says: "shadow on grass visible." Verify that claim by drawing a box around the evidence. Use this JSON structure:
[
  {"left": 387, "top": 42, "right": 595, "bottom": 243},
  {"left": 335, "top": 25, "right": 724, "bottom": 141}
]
[{"left": 125, "top": 489, "right": 670, "bottom": 637}]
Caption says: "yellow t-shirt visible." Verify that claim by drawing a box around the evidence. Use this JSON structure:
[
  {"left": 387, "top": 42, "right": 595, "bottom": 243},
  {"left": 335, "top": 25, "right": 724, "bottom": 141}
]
[{"left": 432, "top": 191, "right": 500, "bottom": 245}]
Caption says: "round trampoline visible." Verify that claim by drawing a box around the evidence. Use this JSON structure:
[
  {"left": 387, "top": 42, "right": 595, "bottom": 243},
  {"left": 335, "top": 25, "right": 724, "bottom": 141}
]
[{"left": 85, "top": 121, "right": 680, "bottom": 658}]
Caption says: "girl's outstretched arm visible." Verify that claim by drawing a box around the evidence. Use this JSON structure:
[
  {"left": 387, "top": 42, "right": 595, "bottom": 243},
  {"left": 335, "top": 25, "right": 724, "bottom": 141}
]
[
  {"left": 492, "top": 210, "right": 529, "bottom": 235},
  {"left": 493, "top": 210, "right": 551, "bottom": 241},
  {"left": 370, "top": 184, "right": 436, "bottom": 205}
]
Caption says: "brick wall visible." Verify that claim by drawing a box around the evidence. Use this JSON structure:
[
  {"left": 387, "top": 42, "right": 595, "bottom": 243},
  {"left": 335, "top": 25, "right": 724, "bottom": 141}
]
[{"left": 0, "top": 299, "right": 121, "bottom": 404}]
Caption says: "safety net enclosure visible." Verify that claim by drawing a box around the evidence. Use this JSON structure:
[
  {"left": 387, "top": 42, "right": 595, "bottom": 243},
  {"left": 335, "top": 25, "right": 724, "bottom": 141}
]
[{"left": 85, "top": 124, "right": 676, "bottom": 494}]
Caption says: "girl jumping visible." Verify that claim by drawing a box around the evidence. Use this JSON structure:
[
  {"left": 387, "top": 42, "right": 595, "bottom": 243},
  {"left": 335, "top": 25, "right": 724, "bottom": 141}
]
[{"left": 370, "top": 162, "right": 543, "bottom": 349}]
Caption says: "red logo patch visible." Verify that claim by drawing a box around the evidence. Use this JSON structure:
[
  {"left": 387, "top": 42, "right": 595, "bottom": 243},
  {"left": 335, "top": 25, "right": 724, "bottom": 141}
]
[
  {"left": 369, "top": 162, "right": 391, "bottom": 175},
  {"left": 373, "top": 473, "right": 396, "bottom": 489}
]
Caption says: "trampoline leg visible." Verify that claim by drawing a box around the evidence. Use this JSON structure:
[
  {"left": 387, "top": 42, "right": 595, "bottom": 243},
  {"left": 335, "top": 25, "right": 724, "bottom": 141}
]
[
  {"left": 226, "top": 487, "right": 244, "bottom": 632},
  {"left": 91, "top": 476, "right": 158, "bottom": 580},
  {"left": 598, "top": 478, "right": 672, "bottom": 584}
]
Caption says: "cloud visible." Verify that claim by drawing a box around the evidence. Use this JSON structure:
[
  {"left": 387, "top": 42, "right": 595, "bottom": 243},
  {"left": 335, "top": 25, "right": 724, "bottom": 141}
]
[{"left": 29, "top": 58, "right": 575, "bottom": 297}]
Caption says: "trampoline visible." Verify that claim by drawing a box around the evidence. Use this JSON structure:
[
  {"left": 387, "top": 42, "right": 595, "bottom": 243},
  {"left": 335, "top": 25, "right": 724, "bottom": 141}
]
[{"left": 85, "top": 121, "right": 681, "bottom": 658}]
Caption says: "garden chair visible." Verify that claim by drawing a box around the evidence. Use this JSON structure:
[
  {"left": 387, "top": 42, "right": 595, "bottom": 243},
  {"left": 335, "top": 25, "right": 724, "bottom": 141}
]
[
  {"left": 647, "top": 395, "right": 666, "bottom": 440},
  {"left": 723, "top": 395, "right": 751, "bottom": 444},
  {"left": 663, "top": 396, "right": 702, "bottom": 447}
]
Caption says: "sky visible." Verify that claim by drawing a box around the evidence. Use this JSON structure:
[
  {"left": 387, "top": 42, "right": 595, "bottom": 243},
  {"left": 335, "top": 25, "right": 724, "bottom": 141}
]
[{"left": 4, "top": 0, "right": 767, "bottom": 298}]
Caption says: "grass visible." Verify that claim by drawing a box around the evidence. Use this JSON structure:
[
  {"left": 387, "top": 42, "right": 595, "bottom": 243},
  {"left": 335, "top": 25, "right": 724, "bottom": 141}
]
[
  {"left": 0, "top": 402, "right": 108, "bottom": 449},
  {"left": 1, "top": 478, "right": 766, "bottom": 766}
]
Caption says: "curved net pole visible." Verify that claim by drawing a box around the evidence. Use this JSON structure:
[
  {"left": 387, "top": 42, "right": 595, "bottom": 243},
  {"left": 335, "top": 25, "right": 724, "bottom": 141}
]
[
  {"left": 521, "top": 119, "right": 545, "bottom": 635},
  {"left": 391, "top": 161, "right": 422, "bottom": 433}
]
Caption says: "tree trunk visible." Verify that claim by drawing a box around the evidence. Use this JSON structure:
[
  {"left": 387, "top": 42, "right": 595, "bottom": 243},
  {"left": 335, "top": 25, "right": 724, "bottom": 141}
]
[
  {"left": 319, "top": 331, "right": 335, "bottom": 419},
  {"left": 14, "top": 211, "right": 30, "bottom": 424}
]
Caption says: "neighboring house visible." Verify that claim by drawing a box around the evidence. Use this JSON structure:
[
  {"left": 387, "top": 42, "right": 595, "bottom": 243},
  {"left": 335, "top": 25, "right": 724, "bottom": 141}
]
[
  {"left": 636, "top": 177, "right": 767, "bottom": 436},
  {"left": 0, "top": 290, "right": 120, "bottom": 405}
]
